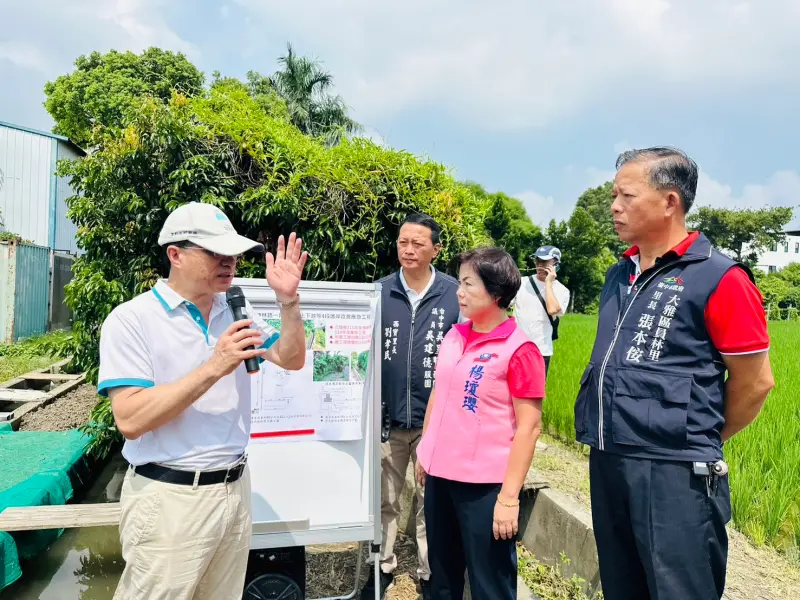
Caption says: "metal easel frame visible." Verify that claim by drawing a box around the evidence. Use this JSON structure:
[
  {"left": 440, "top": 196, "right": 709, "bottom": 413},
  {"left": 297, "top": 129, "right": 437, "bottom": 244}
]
[{"left": 235, "top": 279, "right": 383, "bottom": 600}]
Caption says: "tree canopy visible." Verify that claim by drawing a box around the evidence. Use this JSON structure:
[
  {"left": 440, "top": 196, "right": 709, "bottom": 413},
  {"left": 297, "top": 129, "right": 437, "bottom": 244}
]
[
  {"left": 466, "top": 183, "right": 542, "bottom": 271},
  {"left": 541, "top": 209, "right": 616, "bottom": 313},
  {"left": 46, "top": 46, "right": 496, "bottom": 455},
  {"left": 574, "top": 181, "right": 626, "bottom": 256},
  {"left": 44, "top": 48, "right": 204, "bottom": 147},
  {"left": 268, "top": 43, "right": 362, "bottom": 146},
  {"left": 687, "top": 206, "right": 794, "bottom": 265},
  {"left": 52, "top": 63, "right": 490, "bottom": 385}
]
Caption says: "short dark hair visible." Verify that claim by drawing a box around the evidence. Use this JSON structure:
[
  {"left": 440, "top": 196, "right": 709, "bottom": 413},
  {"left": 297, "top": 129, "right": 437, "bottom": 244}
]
[
  {"left": 455, "top": 246, "right": 521, "bottom": 309},
  {"left": 615, "top": 146, "right": 699, "bottom": 212},
  {"left": 400, "top": 212, "right": 441, "bottom": 245}
]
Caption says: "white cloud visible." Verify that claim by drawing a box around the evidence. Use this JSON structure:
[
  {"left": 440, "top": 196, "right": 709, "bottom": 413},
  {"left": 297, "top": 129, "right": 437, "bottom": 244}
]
[
  {"left": 519, "top": 165, "right": 800, "bottom": 229},
  {"left": 95, "top": 0, "right": 198, "bottom": 58},
  {"left": 1, "top": 1, "right": 198, "bottom": 80},
  {"left": 233, "top": 0, "right": 800, "bottom": 131},
  {"left": 0, "top": 41, "right": 52, "bottom": 73},
  {"left": 517, "top": 190, "right": 570, "bottom": 227}
]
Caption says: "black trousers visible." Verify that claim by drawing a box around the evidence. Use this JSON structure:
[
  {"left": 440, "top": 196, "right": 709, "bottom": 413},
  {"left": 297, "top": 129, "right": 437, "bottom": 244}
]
[
  {"left": 543, "top": 355, "right": 551, "bottom": 377},
  {"left": 589, "top": 449, "right": 731, "bottom": 600},
  {"left": 424, "top": 474, "right": 516, "bottom": 599}
]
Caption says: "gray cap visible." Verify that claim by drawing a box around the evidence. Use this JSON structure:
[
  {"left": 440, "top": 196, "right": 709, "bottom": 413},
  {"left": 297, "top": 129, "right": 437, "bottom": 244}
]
[{"left": 533, "top": 245, "right": 562, "bottom": 262}]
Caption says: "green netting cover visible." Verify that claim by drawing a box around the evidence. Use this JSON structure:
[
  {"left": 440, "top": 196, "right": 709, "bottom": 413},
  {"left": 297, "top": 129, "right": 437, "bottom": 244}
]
[
  {"left": 0, "top": 428, "right": 92, "bottom": 590},
  {"left": 0, "top": 423, "right": 11, "bottom": 433}
]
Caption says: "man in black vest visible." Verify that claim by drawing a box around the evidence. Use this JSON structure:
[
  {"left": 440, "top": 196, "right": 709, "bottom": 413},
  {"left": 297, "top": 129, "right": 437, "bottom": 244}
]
[
  {"left": 575, "top": 147, "right": 775, "bottom": 599},
  {"left": 361, "top": 213, "right": 460, "bottom": 600}
]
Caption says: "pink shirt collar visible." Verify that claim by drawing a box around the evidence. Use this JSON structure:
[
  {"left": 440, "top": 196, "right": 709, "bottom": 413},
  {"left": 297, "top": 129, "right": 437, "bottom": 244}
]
[{"left": 454, "top": 316, "right": 518, "bottom": 340}]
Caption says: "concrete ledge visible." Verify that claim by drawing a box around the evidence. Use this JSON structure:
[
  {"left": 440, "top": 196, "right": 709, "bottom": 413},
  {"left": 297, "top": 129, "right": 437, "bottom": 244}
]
[
  {"left": 395, "top": 457, "right": 596, "bottom": 598},
  {"left": 519, "top": 487, "right": 601, "bottom": 597}
]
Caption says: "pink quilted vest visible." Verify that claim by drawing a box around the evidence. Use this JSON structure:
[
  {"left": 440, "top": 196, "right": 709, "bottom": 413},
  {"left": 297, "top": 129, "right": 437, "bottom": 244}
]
[{"left": 417, "top": 318, "right": 530, "bottom": 484}]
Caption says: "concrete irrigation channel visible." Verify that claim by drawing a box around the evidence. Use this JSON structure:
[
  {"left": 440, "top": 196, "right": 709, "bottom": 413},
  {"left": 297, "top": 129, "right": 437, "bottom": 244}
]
[{"left": 1, "top": 369, "right": 584, "bottom": 599}]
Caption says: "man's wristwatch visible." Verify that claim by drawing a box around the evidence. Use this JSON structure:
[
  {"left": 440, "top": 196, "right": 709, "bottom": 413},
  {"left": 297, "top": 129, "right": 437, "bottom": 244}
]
[{"left": 277, "top": 294, "right": 300, "bottom": 309}]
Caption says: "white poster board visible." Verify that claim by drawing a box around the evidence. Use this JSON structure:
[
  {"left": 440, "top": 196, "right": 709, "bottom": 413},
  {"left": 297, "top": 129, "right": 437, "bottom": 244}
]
[
  {"left": 250, "top": 300, "right": 375, "bottom": 442},
  {"left": 234, "top": 278, "right": 382, "bottom": 552}
]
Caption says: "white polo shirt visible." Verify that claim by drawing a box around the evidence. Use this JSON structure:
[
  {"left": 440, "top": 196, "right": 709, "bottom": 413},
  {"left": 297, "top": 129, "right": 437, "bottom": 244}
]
[
  {"left": 513, "top": 277, "right": 570, "bottom": 357},
  {"left": 97, "top": 279, "right": 279, "bottom": 470},
  {"left": 399, "top": 264, "right": 435, "bottom": 311}
]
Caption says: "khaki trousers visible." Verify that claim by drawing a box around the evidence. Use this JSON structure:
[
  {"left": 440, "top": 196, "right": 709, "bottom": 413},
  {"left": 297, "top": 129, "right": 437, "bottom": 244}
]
[
  {"left": 112, "top": 462, "right": 252, "bottom": 600},
  {"left": 375, "top": 427, "right": 430, "bottom": 580}
]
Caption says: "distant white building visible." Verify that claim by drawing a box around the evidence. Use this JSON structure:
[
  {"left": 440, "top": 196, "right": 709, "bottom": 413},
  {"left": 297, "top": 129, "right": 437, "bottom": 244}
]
[{"left": 753, "top": 228, "right": 800, "bottom": 274}]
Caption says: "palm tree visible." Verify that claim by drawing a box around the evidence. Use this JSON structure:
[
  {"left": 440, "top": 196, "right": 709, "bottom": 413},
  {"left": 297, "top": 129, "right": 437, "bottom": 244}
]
[{"left": 270, "top": 43, "right": 361, "bottom": 145}]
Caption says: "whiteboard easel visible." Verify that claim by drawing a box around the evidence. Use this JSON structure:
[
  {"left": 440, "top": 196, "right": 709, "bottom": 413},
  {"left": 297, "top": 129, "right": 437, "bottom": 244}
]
[{"left": 234, "top": 278, "right": 382, "bottom": 600}]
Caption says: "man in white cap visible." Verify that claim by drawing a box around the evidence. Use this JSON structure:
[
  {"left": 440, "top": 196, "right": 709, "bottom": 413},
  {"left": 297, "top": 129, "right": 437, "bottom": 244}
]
[
  {"left": 512, "top": 245, "right": 570, "bottom": 377},
  {"left": 98, "top": 202, "right": 308, "bottom": 600}
]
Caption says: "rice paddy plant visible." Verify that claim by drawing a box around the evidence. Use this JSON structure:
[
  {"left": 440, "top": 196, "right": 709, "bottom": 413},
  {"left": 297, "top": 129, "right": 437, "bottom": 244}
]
[{"left": 542, "top": 315, "right": 800, "bottom": 551}]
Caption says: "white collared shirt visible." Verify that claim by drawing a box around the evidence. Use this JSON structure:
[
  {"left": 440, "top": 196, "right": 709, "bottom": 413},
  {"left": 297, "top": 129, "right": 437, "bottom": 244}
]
[
  {"left": 97, "top": 279, "right": 279, "bottom": 470},
  {"left": 513, "top": 277, "right": 570, "bottom": 357},
  {"left": 399, "top": 264, "right": 436, "bottom": 311}
]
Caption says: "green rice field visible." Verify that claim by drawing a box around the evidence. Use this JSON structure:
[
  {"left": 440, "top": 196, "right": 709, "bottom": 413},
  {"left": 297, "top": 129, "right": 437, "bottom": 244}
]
[{"left": 544, "top": 315, "right": 800, "bottom": 553}]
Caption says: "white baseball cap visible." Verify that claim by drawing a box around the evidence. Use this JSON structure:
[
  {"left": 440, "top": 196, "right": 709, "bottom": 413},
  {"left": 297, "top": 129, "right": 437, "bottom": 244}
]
[{"left": 157, "top": 202, "right": 264, "bottom": 256}]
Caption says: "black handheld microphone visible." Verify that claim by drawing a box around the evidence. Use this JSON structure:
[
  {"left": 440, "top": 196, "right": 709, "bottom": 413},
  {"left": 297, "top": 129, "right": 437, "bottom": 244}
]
[{"left": 226, "top": 286, "right": 260, "bottom": 375}]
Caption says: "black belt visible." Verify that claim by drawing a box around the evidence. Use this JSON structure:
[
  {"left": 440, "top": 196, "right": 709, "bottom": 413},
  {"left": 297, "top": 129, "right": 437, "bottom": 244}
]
[{"left": 132, "top": 457, "right": 247, "bottom": 486}]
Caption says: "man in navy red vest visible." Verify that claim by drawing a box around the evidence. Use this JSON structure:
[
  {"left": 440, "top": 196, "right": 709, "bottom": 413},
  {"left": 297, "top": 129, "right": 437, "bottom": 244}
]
[{"left": 575, "top": 147, "right": 775, "bottom": 599}]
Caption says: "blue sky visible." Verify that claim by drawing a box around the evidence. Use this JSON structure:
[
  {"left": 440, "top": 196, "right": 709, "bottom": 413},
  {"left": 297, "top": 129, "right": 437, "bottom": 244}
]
[{"left": 2, "top": 0, "right": 799, "bottom": 228}]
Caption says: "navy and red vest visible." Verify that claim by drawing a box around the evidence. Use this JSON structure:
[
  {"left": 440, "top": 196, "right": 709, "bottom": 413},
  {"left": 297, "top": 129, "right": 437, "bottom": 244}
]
[{"left": 574, "top": 233, "right": 753, "bottom": 462}]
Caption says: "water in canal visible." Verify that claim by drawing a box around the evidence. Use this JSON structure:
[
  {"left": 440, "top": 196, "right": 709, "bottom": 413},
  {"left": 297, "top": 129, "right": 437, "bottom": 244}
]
[{"left": 3, "top": 454, "right": 128, "bottom": 599}]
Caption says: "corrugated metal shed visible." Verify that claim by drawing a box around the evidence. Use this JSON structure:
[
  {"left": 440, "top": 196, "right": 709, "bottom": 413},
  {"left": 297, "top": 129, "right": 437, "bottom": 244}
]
[
  {"left": 53, "top": 142, "right": 82, "bottom": 254},
  {"left": 12, "top": 242, "right": 51, "bottom": 340},
  {"left": 0, "top": 126, "right": 53, "bottom": 247},
  {"left": 0, "top": 240, "right": 53, "bottom": 342},
  {"left": 0, "top": 120, "right": 85, "bottom": 254}
]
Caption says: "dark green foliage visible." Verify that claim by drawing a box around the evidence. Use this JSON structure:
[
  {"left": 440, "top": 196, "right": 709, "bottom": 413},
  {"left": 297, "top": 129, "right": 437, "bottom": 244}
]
[
  {"left": 466, "top": 182, "right": 543, "bottom": 271},
  {"left": 313, "top": 352, "right": 349, "bottom": 381},
  {"left": 542, "top": 209, "right": 616, "bottom": 314},
  {"left": 687, "top": 206, "right": 794, "bottom": 265},
  {"left": 49, "top": 59, "right": 489, "bottom": 456},
  {"left": 43, "top": 47, "right": 204, "bottom": 147},
  {"left": 575, "top": 182, "right": 626, "bottom": 256},
  {"left": 351, "top": 350, "right": 369, "bottom": 378}
]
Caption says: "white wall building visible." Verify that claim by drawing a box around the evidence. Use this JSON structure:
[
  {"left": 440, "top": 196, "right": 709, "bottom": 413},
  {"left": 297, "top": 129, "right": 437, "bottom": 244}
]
[{"left": 753, "top": 229, "right": 800, "bottom": 274}]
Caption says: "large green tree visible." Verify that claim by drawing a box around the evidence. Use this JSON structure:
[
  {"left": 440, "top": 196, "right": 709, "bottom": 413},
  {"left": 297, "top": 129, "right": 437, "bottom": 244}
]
[
  {"left": 43, "top": 47, "right": 204, "bottom": 147},
  {"left": 687, "top": 206, "right": 794, "bottom": 265},
  {"left": 542, "top": 208, "right": 616, "bottom": 313},
  {"left": 575, "top": 181, "right": 626, "bottom": 255},
  {"left": 269, "top": 43, "right": 361, "bottom": 146},
  {"left": 466, "top": 183, "right": 542, "bottom": 271},
  {"left": 54, "top": 83, "right": 489, "bottom": 457}
]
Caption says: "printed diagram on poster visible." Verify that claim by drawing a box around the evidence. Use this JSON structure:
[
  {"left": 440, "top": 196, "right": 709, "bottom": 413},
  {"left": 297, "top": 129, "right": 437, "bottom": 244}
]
[{"left": 250, "top": 303, "right": 376, "bottom": 442}]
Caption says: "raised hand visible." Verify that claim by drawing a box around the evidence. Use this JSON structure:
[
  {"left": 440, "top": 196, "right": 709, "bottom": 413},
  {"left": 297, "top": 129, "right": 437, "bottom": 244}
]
[{"left": 266, "top": 233, "right": 308, "bottom": 303}]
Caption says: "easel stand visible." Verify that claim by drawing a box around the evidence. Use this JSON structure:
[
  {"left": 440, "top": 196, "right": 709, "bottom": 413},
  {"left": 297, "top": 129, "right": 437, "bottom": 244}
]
[{"left": 235, "top": 279, "right": 384, "bottom": 600}]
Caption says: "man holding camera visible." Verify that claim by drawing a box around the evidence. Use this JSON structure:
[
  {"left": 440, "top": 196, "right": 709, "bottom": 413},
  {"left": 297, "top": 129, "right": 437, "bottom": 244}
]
[{"left": 513, "top": 245, "right": 570, "bottom": 376}]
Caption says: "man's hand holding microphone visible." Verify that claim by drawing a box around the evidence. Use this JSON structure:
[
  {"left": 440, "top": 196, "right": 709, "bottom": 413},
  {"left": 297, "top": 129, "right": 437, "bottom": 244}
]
[{"left": 214, "top": 232, "right": 309, "bottom": 378}]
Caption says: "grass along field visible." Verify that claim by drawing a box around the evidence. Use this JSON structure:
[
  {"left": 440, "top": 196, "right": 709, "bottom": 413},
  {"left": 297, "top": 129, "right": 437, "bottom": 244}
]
[
  {"left": 0, "top": 331, "right": 69, "bottom": 382},
  {"left": 544, "top": 315, "right": 800, "bottom": 555}
]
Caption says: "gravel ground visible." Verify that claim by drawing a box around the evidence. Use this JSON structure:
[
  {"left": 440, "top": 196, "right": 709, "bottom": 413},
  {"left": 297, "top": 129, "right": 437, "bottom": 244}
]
[
  {"left": 306, "top": 537, "right": 421, "bottom": 599},
  {"left": 18, "top": 383, "right": 99, "bottom": 431},
  {"left": 533, "top": 433, "right": 800, "bottom": 600}
]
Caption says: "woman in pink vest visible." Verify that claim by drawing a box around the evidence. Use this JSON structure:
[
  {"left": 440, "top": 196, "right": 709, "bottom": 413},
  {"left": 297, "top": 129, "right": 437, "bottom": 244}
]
[{"left": 416, "top": 246, "right": 546, "bottom": 599}]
